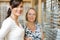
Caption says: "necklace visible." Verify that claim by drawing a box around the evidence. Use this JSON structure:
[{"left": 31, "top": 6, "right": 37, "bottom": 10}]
[{"left": 27, "top": 23, "right": 36, "bottom": 32}]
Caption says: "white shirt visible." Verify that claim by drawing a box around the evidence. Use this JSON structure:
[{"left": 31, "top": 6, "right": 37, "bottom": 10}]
[{"left": 0, "top": 17, "right": 24, "bottom": 40}]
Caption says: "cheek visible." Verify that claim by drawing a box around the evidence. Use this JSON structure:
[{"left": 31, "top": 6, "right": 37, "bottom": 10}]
[
  {"left": 33, "top": 16, "right": 36, "bottom": 20},
  {"left": 27, "top": 15, "right": 31, "bottom": 21},
  {"left": 32, "top": 16, "right": 36, "bottom": 21},
  {"left": 13, "top": 8, "right": 21, "bottom": 16},
  {"left": 13, "top": 8, "right": 17, "bottom": 14},
  {"left": 27, "top": 15, "right": 36, "bottom": 21}
]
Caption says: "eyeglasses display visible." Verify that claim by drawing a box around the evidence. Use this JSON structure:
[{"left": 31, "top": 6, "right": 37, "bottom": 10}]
[
  {"left": 0, "top": 2, "right": 9, "bottom": 27},
  {"left": 42, "top": 0, "right": 60, "bottom": 40}
]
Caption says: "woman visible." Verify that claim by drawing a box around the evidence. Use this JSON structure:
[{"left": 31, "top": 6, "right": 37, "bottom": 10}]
[
  {"left": 24, "top": 8, "right": 44, "bottom": 40},
  {"left": 0, "top": 0, "right": 24, "bottom": 40}
]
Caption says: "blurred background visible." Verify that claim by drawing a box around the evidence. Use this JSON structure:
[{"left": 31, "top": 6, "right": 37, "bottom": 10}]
[{"left": 0, "top": 0, "right": 60, "bottom": 40}]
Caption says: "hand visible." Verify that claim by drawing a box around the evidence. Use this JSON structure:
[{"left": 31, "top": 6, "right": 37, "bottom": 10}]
[{"left": 25, "top": 37, "right": 32, "bottom": 40}]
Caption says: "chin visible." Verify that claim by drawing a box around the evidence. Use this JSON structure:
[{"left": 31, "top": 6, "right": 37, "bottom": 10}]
[
  {"left": 16, "top": 14, "right": 20, "bottom": 17},
  {"left": 30, "top": 20, "right": 34, "bottom": 22}
]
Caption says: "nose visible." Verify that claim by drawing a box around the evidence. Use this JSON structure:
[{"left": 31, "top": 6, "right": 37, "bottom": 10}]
[
  {"left": 18, "top": 7, "right": 23, "bottom": 12},
  {"left": 20, "top": 8, "right": 23, "bottom": 11},
  {"left": 20, "top": 7, "right": 23, "bottom": 11},
  {"left": 30, "top": 14, "right": 34, "bottom": 16}
]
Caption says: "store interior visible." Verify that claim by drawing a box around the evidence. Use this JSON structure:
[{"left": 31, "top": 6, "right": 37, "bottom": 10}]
[{"left": 0, "top": 0, "right": 60, "bottom": 40}]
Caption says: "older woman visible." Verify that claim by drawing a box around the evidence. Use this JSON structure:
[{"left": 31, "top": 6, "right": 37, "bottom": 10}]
[{"left": 23, "top": 8, "right": 44, "bottom": 40}]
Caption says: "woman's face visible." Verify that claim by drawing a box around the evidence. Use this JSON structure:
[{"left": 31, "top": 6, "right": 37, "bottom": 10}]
[
  {"left": 12, "top": 2, "right": 23, "bottom": 17},
  {"left": 27, "top": 9, "right": 36, "bottom": 22}
]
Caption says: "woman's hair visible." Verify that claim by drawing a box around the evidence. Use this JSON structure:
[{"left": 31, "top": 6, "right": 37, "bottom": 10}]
[
  {"left": 6, "top": 0, "right": 23, "bottom": 18},
  {"left": 26, "top": 8, "right": 38, "bottom": 23}
]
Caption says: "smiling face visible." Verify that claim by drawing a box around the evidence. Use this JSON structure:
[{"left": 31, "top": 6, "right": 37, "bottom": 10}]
[
  {"left": 27, "top": 9, "right": 37, "bottom": 23},
  {"left": 11, "top": 2, "right": 23, "bottom": 17}
]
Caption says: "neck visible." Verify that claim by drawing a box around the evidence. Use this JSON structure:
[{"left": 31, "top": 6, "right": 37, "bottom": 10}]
[
  {"left": 10, "top": 14, "right": 18, "bottom": 22},
  {"left": 27, "top": 21, "right": 35, "bottom": 25}
]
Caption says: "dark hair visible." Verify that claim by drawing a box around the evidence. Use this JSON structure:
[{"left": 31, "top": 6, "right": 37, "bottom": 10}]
[
  {"left": 6, "top": 0, "right": 23, "bottom": 18},
  {"left": 26, "top": 8, "right": 38, "bottom": 23}
]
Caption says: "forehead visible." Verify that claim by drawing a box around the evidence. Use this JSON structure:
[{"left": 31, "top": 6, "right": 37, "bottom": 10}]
[
  {"left": 18, "top": 2, "right": 23, "bottom": 6},
  {"left": 28, "top": 9, "right": 36, "bottom": 13}
]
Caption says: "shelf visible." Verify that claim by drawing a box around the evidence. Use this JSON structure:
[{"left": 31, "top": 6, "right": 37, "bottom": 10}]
[
  {"left": 23, "top": 0, "right": 31, "bottom": 2},
  {"left": 0, "top": 0, "right": 31, "bottom": 2},
  {"left": 0, "top": 0, "right": 9, "bottom": 2}
]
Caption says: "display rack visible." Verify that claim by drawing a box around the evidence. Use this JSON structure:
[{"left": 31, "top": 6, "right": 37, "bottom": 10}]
[
  {"left": 0, "top": 2, "right": 9, "bottom": 27},
  {"left": 43, "top": 0, "right": 60, "bottom": 40}
]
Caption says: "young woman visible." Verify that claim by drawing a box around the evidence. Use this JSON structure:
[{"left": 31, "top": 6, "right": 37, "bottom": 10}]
[
  {"left": 0, "top": 0, "right": 24, "bottom": 40},
  {"left": 24, "top": 8, "right": 44, "bottom": 40}
]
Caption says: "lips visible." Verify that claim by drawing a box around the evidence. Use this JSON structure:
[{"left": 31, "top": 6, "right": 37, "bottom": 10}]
[
  {"left": 17, "top": 11, "right": 22, "bottom": 14},
  {"left": 30, "top": 18, "right": 34, "bottom": 20}
]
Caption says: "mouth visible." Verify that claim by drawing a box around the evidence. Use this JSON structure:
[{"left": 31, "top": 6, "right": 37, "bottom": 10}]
[{"left": 17, "top": 11, "right": 22, "bottom": 14}]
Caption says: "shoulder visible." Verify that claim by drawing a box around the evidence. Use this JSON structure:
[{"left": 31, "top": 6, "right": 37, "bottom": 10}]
[
  {"left": 2, "top": 17, "right": 12, "bottom": 26},
  {"left": 0, "top": 17, "right": 13, "bottom": 29},
  {"left": 36, "top": 23, "right": 42, "bottom": 28}
]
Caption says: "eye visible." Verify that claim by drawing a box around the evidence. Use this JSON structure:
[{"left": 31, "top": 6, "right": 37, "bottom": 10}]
[
  {"left": 20, "top": 6, "right": 23, "bottom": 8},
  {"left": 29, "top": 13, "right": 31, "bottom": 15},
  {"left": 32, "top": 13, "right": 35, "bottom": 15}
]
